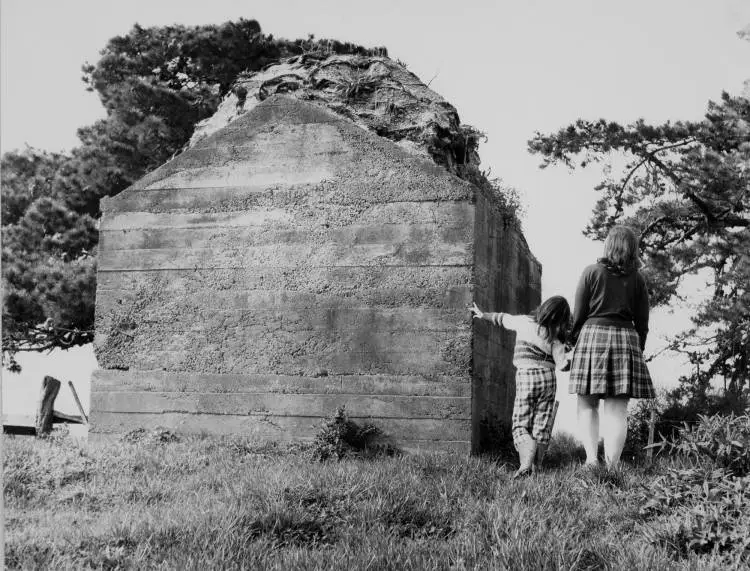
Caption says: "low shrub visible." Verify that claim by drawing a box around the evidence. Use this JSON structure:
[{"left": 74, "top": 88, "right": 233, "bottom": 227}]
[
  {"left": 630, "top": 384, "right": 750, "bottom": 456},
  {"left": 624, "top": 398, "right": 657, "bottom": 462},
  {"left": 456, "top": 164, "right": 526, "bottom": 229},
  {"left": 638, "top": 414, "right": 750, "bottom": 564},
  {"left": 639, "top": 466, "right": 750, "bottom": 563},
  {"left": 121, "top": 427, "right": 180, "bottom": 445},
  {"left": 657, "top": 413, "right": 750, "bottom": 476},
  {"left": 624, "top": 394, "right": 684, "bottom": 463},
  {"left": 310, "top": 406, "right": 398, "bottom": 461}
]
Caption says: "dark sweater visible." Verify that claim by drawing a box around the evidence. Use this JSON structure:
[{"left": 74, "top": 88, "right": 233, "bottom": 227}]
[{"left": 571, "top": 262, "right": 650, "bottom": 350}]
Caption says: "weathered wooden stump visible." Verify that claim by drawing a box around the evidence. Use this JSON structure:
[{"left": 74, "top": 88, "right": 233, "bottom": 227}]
[{"left": 35, "top": 376, "right": 61, "bottom": 436}]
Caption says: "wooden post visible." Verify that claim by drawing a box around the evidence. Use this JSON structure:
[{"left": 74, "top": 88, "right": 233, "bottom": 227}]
[
  {"left": 646, "top": 406, "right": 657, "bottom": 462},
  {"left": 67, "top": 380, "right": 88, "bottom": 424},
  {"left": 35, "top": 376, "right": 61, "bottom": 436}
]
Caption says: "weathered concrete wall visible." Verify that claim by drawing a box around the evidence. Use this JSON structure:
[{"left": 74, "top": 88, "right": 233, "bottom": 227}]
[
  {"left": 90, "top": 94, "right": 541, "bottom": 452},
  {"left": 91, "top": 95, "right": 478, "bottom": 451},
  {"left": 471, "top": 190, "right": 542, "bottom": 454}
]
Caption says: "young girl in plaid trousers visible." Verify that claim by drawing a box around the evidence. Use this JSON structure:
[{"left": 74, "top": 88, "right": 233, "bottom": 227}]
[{"left": 471, "top": 296, "right": 571, "bottom": 478}]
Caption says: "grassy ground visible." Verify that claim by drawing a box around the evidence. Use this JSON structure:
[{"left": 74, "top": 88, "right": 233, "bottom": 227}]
[{"left": 3, "top": 430, "right": 743, "bottom": 570}]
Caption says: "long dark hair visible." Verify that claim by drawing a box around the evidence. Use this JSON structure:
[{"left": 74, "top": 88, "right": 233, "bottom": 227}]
[
  {"left": 532, "top": 296, "right": 571, "bottom": 344},
  {"left": 600, "top": 225, "right": 641, "bottom": 273}
]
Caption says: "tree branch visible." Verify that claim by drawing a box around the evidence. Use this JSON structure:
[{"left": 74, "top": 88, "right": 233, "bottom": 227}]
[
  {"left": 647, "top": 138, "right": 698, "bottom": 154},
  {"left": 640, "top": 214, "right": 668, "bottom": 238},
  {"left": 644, "top": 152, "right": 717, "bottom": 220},
  {"left": 620, "top": 156, "right": 650, "bottom": 194}
]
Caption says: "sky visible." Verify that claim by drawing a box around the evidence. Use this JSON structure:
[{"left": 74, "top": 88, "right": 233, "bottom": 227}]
[{"left": 1, "top": 0, "right": 749, "bottom": 434}]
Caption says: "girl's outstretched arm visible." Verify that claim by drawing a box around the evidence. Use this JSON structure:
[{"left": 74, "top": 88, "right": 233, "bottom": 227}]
[{"left": 470, "top": 303, "right": 507, "bottom": 328}]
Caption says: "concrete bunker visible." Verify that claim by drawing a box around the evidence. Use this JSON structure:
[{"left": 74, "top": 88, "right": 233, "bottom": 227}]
[{"left": 90, "top": 92, "right": 541, "bottom": 453}]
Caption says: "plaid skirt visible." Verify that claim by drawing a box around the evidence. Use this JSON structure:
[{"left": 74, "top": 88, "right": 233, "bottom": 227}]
[{"left": 569, "top": 323, "right": 655, "bottom": 398}]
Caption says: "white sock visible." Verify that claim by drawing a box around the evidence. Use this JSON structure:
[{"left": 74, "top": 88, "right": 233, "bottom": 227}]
[
  {"left": 601, "top": 398, "right": 629, "bottom": 467},
  {"left": 577, "top": 395, "right": 600, "bottom": 465}
]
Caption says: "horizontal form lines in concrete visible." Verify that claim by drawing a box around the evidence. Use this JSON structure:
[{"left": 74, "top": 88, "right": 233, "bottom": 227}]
[
  {"left": 91, "top": 392, "right": 470, "bottom": 420},
  {"left": 100, "top": 201, "right": 474, "bottom": 231},
  {"left": 99, "top": 222, "right": 473, "bottom": 251},
  {"left": 91, "top": 96, "right": 543, "bottom": 451},
  {"left": 92, "top": 370, "right": 471, "bottom": 396},
  {"left": 91, "top": 411, "right": 471, "bottom": 450}
]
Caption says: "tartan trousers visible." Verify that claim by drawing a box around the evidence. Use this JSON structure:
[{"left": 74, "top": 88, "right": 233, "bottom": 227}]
[{"left": 512, "top": 367, "right": 557, "bottom": 446}]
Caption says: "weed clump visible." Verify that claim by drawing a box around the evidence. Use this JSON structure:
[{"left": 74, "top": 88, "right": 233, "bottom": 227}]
[
  {"left": 658, "top": 413, "right": 750, "bottom": 476},
  {"left": 310, "top": 406, "right": 398, "bottom": 461},
  {"left": 457, "top": 164, "right": 526, "bottom": 229},
  {"left": 121, "top": 427, "right": 180, "bottom": 445},
  {"left": 640, "top": 467, "right": 750, "bottom": 563}
]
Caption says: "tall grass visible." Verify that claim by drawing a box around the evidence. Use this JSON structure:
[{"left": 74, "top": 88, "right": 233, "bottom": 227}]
[{"left": 3, "top": 428, "right": 745, "bottom": 570}]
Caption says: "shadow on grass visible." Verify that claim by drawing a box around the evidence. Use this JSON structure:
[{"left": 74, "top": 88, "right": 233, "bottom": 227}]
[
  {"left": 474, "top": 430, "right": 588, "bottom": 473},
  {"left": 543, "top": 432, "right": 587, "bottom": 469},
  {"left": 575, "top": 464, "right": 628, "bottom": 489}
]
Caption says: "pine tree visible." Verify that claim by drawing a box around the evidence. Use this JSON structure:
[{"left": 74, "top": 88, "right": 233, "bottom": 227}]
[
  {"left": 528, "top": 92, "right": 750, "bottom": 402},
  {"left": 1, "top": 19, "right": 378, "bottom": 370}
]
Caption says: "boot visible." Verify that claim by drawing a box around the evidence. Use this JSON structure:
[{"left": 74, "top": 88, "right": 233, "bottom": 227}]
[
  {"left": 512, "top": 436, "right": 536, "bottom": 479},
  {"left": 534, "top": 442, "right": 548, "bottom": 470}
]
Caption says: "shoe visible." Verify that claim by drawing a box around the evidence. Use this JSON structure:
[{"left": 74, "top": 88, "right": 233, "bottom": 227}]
[
  {"left": 512, "top": 466, "right": 533, "bottom": 479},
  {"left": 512, "top": 436, "right": 536, "bottom": 479}
]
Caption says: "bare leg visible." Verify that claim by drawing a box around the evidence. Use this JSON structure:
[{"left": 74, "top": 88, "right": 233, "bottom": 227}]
[
  {"left": 601, "top": 397, "right": 629, "bottom": 467},
  {"left": 577, "top": 395, "right": 600, "bottom": 466}
]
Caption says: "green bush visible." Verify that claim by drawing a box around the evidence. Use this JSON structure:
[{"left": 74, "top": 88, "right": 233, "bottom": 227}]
[
  {"left": 638, "top": 414, "right": 750, "bottom": 564},
  {"left": 310, "top": 406, "right": 398, "bottom": 461},
  {"left": 626, "top": 389, "right": 749, "bottom": 464},
  {"left": 625, "top": 393, "right": 678, "bottom": 463},
  {"left": 640, "top": 466, "right": 750, "bottom": 562},
  {"left": 659, "top": 413, "right": 750, "bottom": 476}
]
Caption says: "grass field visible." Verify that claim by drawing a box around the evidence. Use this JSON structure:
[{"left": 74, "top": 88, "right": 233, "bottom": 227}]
[{"left": 3, "top": 429, "right": 746, "bottom": 570}]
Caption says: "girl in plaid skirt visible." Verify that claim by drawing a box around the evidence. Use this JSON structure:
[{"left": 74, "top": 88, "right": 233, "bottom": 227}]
[
  {"left": 471, "top": 296, "right": 571, "bottom": 478},
  {"left": 570, "top": 225, "right": 655, "bottom": 468}
]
